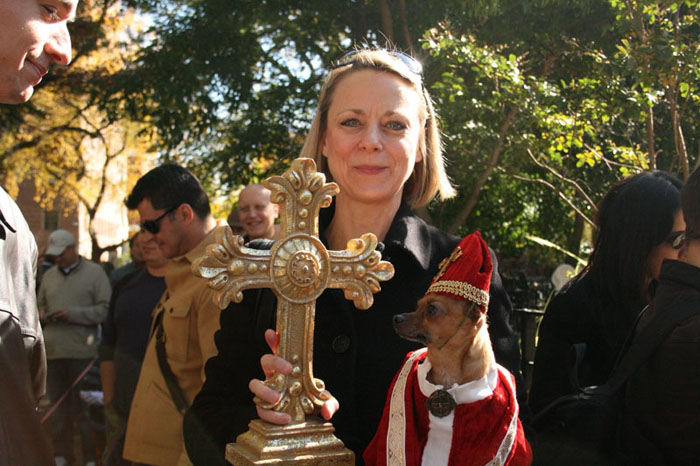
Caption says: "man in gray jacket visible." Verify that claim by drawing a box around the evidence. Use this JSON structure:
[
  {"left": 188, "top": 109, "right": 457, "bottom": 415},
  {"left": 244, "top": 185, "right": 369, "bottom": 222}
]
[
  {"left": 39, "top": 229, "right": 111, "bottom": 466},
  {"left": 0, "top": 1, "right": 79, "bottom": 464}
]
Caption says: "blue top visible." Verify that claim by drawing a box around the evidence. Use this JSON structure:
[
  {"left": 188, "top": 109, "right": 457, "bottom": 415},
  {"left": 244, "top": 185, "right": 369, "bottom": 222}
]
[{"left": 100, "top": 268, "right": 166, "bottom": 418}]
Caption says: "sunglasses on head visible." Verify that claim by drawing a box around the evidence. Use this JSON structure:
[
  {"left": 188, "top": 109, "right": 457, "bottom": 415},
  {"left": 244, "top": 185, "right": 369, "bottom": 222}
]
[
  {"left": 140, "top": 204, "right": 179, "bottom": 234},
  {"left": 665, "top": 231, "right": 686, "bottom": 250},
  {"left": 330, "top": 49, "right": 423, "bottom": 76}
]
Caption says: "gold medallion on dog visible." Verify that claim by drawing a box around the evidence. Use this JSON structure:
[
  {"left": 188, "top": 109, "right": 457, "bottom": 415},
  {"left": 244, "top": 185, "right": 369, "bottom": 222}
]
[{"left": 426, "top": 389, "right": 457, "bottom": 418}]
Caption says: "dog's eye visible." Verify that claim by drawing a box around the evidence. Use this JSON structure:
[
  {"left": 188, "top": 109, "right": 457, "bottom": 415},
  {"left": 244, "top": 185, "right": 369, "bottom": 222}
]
[{"left": 426, "top": 304, "right": 439, "bottom": 316}]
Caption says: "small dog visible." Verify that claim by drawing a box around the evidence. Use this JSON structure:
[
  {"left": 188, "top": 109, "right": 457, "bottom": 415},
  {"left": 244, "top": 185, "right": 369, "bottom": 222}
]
[
  {"left": 364, "top": 232, "right": 532, "bottom": 466},
  {"left": 392, "top": 294, "right": 494, "bottom": 390}
]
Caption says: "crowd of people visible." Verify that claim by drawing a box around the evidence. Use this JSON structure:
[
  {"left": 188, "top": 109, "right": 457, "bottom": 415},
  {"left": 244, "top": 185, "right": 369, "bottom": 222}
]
[{"left": 1, "top": 2, "right": 699, "bottom": 466}]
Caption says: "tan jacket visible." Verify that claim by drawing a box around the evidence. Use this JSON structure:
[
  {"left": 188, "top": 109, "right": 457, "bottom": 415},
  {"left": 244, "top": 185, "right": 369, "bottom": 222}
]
[{"left": 123, "top": 224, "right": 226, "bottom": 466}]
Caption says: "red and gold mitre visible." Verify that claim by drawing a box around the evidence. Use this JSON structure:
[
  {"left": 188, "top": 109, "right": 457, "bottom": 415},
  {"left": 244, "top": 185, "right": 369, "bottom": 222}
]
[{"left": 426, "top": 231, "right": 493, "bottom": 312}]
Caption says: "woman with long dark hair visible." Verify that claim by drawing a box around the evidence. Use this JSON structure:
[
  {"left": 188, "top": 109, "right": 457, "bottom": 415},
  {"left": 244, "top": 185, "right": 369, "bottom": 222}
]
[{"left": 530, "top": 171, "right": 685, "bottom": 413}]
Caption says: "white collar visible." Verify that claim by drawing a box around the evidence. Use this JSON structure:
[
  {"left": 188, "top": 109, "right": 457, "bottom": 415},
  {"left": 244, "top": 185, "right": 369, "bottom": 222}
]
[{"left": 416, "top": 356, "right": 497, "bottom": 405}]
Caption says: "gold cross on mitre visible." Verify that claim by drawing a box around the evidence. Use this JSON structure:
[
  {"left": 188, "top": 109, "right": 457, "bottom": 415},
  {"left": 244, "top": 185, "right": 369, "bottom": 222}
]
[
  {"left": 192, "top": 158, "right": 394, "bottom": 464},
  {"left": 432, "top": 245, "right": 463, "bottom": 282}
]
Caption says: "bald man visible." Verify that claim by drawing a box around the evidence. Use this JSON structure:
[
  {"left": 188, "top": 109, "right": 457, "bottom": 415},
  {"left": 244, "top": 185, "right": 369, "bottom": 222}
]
[{"left": 238, "top": 184, "right": 281, "bottom": 241}]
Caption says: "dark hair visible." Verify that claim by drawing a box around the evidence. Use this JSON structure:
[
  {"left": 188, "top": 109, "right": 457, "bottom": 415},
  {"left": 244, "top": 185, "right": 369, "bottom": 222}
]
[
  {"left": 681, "top": 166, "right": 700, "bottom": 236},
  {"left": 586, "top": 170, "right": 682, "bottom": 343},
  {"left": 126, "top": 163, "right": 211, "bottom": 220},
  {"left": 128, "top": 232, "right": 139, "bottom": 247}
]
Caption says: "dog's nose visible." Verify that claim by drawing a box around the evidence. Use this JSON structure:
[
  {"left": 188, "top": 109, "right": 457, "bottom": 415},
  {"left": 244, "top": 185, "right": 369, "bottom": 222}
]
[{"left": 393, "top": 314, "right": 406, "bottom": 325}]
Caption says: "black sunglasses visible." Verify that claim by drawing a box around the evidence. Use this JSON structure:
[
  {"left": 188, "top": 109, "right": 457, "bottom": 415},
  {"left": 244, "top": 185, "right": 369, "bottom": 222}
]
[
  {"left": 331, "top": 50, "right": 423, "bottom": 76},
  {"left": 685, "top": 231, "right": 700, "bottom": 244},
  {"left": 140, "top": 205, "right": 179, "bottom": 234},
  {"left": 665, "top": 231, "right": 686, "bottom": 250}
]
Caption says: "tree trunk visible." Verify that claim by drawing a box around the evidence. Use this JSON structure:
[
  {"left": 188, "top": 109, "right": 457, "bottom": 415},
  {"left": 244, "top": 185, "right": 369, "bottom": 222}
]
[
  {"left": 397, "top": 0, "right": 413, "bottom": 54},
  {"left": 567, "top": 213, "right": 585, "bottom": 267},
  {"left": 447, "top": 106, "right": 517, "bottom": 234},
  {"left": 668, "top": 11, "right": 689, "bottom": 180},
  {"left": 379, "top": 0, "right": 394, "bottom": 43},
  {"left": 90, "top": 223, "right": 102, "bottom": 262},
  {"left": 349, "top": 3, "right": 369, "bottom": 44},
  {"left": 668, "top": 87, "right": 689, "bottom": 180},
  {"left": 646, "top": 107, "right": 656, "bottom": 170}
]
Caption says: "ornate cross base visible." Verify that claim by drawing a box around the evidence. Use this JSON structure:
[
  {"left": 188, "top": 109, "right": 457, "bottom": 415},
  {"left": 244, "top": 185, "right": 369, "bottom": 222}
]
[{"left": 226, "top": 419, "right": 354, "bottom": 465}]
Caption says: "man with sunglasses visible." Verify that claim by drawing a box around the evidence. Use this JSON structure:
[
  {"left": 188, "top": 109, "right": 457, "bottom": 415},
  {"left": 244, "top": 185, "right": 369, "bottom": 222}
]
[
  {"left": 0, "top": 1, "right": 79, "bottom": 464},
  {"left": 121, "top": 163, "right": 226, "bottom": 466},
  {"left": 622, "top": 165, "right": 700, "bottom": 463}
]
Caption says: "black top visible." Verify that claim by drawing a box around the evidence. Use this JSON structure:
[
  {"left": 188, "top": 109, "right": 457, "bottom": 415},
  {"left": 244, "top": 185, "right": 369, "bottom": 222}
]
[
  {"left": 184, "top": 202, "right": 522, "bottom": 465},
  {"left": 624, "top": 259, "right": 700, "bottom": 463},
  {"left": 99, "top": 268, "right": 166, "bottom": 418},
  {"left": 529, "top": 272, "right": 632, "bottom": 413}
]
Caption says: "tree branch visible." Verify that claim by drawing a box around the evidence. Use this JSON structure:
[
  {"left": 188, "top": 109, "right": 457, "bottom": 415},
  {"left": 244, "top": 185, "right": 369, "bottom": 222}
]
[
  {"left": 379, "top": 0, "right": 393, "bottom": 43},
  {"left": 397, "top": 0, "right": 413, "bottom": 54},
  {"left": 526, "top": 149, "right": 597, "bottom": 212},
  {"left": 506, "top": 171, "right": 595, "bottom": 228},
  {"left": 447, "top": 106, "right": 517, "bottom": 234}
]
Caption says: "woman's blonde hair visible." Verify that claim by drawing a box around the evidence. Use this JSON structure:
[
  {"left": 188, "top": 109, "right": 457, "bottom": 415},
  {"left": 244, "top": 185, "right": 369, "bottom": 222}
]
[{"left": 299, "top": 48, "right": 456, "bottom": 208}]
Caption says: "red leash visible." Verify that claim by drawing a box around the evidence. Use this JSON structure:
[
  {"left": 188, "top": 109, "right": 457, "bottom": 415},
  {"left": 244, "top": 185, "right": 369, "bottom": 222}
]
[{"left": 41, "top": 356, "right": 99, "bottom": 424}]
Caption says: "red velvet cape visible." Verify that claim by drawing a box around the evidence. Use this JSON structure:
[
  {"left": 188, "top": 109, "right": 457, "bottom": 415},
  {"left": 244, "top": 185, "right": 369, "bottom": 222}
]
[{"left": 364, "top": 349, "right": 532, "bottom": 466}]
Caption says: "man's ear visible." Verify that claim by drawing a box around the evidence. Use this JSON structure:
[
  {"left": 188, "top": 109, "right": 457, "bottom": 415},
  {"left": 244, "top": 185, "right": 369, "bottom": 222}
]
[
  {"left": 272, "top": 203, "right": 280, "bottom": 219},
  {"left": 179, "top": 203, "right": 195, "bottom": 224}
]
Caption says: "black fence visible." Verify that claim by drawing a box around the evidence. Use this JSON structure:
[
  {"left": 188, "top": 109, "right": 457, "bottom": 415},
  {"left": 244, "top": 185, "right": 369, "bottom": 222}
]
[{"left": 503, "top": 274, "right": 554, "bottom": 393}]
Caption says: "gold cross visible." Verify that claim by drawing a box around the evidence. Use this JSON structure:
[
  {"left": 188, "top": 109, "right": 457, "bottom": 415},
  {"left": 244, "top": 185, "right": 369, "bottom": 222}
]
[
  {"left": 432, "top": 246, "right": 463, "bottom": 282},
  {"left": 193, "top": 158, "right": 394, "bottom": 433}
]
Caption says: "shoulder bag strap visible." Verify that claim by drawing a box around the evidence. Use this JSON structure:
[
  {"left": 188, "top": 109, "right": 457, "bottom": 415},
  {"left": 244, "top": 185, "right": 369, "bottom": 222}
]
[
  {"left": 154, "top": 311, "right": 190, "bottom": 414},
  {"left": 606, "top": 296, "right": 700, "bottom": 392}
]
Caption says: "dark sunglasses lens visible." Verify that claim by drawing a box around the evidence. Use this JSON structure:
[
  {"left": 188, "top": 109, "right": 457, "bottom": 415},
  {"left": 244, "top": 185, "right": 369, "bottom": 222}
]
[
  {"left": 670, "top": 233, "right": 685, "bottom": 249},
  {"left": 141, "top": 221, "right": 158, "bottom": 234}
]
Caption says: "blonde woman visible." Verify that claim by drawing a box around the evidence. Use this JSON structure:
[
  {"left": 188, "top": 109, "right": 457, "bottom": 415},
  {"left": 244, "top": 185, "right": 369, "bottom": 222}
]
[{"left": 184, "top": 48, "right": 522, "bottom": 464}]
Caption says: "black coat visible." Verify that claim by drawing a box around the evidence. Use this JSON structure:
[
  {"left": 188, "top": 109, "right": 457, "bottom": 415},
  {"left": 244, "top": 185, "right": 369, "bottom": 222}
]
[
  {"left": 528, "top": 273, "right": 618, "bottom": 413},
  {"left": 184, "top": 202, "right": 522, "bottom": 465},
  {"left": 624, "top": 259, "right": 700, "bottom": 463}
]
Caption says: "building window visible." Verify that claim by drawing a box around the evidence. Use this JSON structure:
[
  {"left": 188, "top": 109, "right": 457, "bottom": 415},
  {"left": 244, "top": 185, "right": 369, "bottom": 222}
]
[{"left": 43, "top": 210, "right": 58, "bottom": 231}]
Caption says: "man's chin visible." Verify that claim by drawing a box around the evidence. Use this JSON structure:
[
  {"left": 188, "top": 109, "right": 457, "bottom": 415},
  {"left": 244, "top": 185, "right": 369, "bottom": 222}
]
[
  {"left": 0, "top": 86, "right": 34, "bottom": 105},
  {"left": 159, "top": 246, "right": 180, "bottom": 260}
]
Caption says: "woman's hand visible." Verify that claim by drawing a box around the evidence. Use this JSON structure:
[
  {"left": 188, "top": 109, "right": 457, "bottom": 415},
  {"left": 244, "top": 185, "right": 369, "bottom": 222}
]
[{"left": 249, "top": 329, "right": 339, "bottom": 424}]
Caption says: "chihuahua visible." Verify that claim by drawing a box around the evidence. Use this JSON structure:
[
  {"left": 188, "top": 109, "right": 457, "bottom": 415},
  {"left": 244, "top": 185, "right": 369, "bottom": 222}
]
[
  {"left": 392, "top": 294, "right": 494, "bottom": 389},
  {"left": 364, "top": 232, "right": 532, "bottom": 465}
]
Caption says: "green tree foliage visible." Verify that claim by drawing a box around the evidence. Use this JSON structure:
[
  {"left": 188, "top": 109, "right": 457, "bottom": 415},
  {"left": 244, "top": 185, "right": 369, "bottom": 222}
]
[
  {"left": 110, "top": 0, "right": 509, "bottom": 186},
  {"left": 1, "top": 0, "right": 157, "bottom": 261},
  {"left": 424, "top": 0, "right": 698, "bottom": 271},
  {"left": 5, "top": 0, "right": 699, "bottom": 273}
]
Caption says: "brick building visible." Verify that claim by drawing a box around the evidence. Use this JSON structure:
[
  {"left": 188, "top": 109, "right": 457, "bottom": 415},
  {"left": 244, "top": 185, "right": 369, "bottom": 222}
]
[{"left": 12, "top": 178, "right": 131, "bottom": 266}]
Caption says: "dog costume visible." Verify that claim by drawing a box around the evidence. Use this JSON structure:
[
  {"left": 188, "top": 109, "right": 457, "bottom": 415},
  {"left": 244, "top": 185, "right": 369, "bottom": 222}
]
[{"left": 364, "top": 232, "right": 532, "bottom": 466}]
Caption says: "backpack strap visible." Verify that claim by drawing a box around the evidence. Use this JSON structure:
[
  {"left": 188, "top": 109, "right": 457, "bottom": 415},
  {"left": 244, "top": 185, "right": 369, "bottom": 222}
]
[
  {"left": 154, "top": 311, "right": 190, "bottom": 414},
  {"left": 606, "top": 296, "right": 700, "bottom": 392}
]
